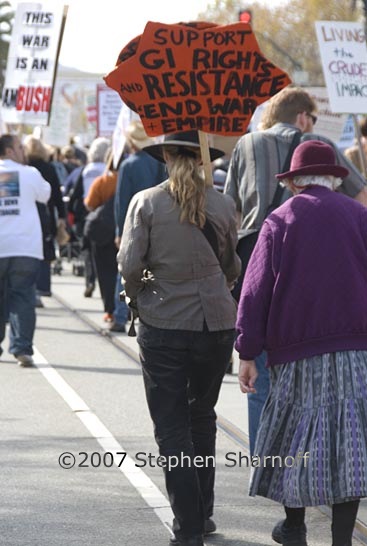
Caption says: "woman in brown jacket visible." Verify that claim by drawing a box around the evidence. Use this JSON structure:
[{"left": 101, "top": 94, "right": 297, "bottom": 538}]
[{"left": 118, "top": 130, "right": 241, "bottom": 546}]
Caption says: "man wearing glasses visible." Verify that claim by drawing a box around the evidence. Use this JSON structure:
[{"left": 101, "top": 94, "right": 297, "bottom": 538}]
[{"left": 224, "top": 85, "right": 367, "bottom": 458}]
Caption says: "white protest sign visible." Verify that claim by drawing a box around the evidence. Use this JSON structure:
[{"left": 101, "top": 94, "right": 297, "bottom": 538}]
[
  {"left": 112, "top": 104, "right": 140, "bottom": 168},
  {"left": 1, "top": 2, "right": 67, "bottom": 125},
  {"left": 315, "top": 21, "right": 367, "bottom": 113},
  {"left": 249, "top": 87, "right": 348, "bottom": 146},
  {"left": 96, "top": 84, "right": 124, "bottom": 138},
  {"left": 306, "top": 86, "right": 348, "bottom": 144},
  {"left": 338, "top": 114, "right": 356, "bottom": 150},
  {"left": 42, "top": 80, "right": 71, "bottom": 147}
]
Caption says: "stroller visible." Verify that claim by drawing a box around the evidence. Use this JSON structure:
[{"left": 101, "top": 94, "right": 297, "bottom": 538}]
[{"left": 52, "top": 200, "right": 85, "bottom": 277}]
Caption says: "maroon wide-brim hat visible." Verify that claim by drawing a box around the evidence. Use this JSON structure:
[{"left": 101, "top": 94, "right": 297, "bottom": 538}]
[{"left": 276, "top": 139, "right": 349, "bottom": 180}]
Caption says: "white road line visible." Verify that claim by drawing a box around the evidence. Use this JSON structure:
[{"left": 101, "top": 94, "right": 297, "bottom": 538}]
[{"left": 32, "top": 347, "right": 173, "bottom": 534}]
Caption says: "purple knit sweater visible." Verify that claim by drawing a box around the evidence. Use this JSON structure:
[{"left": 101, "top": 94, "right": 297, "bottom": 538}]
[{"left": 235, "top": 186, "right": 367, "bottom": 366}]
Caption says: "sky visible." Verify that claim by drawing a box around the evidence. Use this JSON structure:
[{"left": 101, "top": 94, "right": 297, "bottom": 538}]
[{"left": 9, "top": 0, "right": 288, "bottom": 75}]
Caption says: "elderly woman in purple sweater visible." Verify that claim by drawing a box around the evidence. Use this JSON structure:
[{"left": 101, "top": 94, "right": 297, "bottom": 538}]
[{"left": 236, "top": 140, "right": 367, "bottom": 546}]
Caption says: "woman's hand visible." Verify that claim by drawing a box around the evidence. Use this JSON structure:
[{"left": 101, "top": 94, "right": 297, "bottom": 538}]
[{"left": 238, "top": 359, "right": 258, "bottom": 394}]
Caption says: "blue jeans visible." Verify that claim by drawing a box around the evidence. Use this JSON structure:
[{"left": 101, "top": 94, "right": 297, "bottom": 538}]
[
  {"left": 113, "top": 272, "right": 129, "bottom": 325},
  {"left": 138, "top": 322, "right": 235, "bottom": 541},
  {"left": 247, "top": 351, "right": 269, "bottom": 456},
  {"left": 0, "top": 257, "right": 40, "bottom": 356}
]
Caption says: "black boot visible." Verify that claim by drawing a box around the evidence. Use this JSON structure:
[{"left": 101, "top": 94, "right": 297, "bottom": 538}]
[
  {"left": 272, "top": 519, "right": 308, "bottom": 545},
  {"left": 331, "top": 500, "right": 359, "bottom": 546}
]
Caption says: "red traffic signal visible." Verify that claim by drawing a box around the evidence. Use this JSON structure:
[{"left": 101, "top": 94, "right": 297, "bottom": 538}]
[{"left": 238, "top": 9, "right": 252, "bottom": 23}]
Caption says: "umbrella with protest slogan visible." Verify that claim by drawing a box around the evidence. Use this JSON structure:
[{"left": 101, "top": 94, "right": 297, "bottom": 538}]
[{"left": 104, "top": 20, "right": 291, "bottom": 180}]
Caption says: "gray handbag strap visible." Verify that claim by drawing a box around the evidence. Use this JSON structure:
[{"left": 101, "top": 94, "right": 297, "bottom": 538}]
[{"left": 267, "top": 131, "right": 302, "bottom": 214}]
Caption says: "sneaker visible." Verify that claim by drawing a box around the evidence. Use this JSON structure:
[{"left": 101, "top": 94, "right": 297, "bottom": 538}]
[
  {"left": 15, "top": 354, "right": 34, "bottom": 367},
  {"left": 109, "top": 322, "right": 126, "bottom": 333},
  {"left": 272, "top": 520, "right": 308, "bottom": 546},
  {"left": 103, "top": 313, "right": 114, "bottom": 323}
]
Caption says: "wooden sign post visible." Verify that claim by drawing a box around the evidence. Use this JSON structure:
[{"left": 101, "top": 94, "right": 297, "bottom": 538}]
[{"left": 198, "top": 130, "right": 213, "bottom": 185}]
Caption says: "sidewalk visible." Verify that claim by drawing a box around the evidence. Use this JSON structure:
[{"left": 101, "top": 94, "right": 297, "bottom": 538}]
[{"left": 48, "top": 261, "right": 367, "bottom": 544}]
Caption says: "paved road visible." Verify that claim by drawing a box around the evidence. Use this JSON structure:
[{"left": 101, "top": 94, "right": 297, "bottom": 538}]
[{"left": 1, "top": 263, "right": 366, "bottom": 546}]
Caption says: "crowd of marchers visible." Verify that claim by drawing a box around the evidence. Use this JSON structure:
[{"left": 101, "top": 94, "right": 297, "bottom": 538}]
[{"left": 1, "top": 86, "right": 367, "bottom": 546}]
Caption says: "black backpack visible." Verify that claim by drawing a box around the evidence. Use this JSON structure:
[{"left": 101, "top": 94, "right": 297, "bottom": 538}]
[{"left": 83, "top": 196, "right": 115, "bottom": 246}]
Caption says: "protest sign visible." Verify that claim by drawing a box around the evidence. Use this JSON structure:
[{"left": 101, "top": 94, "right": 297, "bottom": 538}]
[
  {"left": 105, "top": 21, "right": 291, "bottom": 137},
  {"left": 2, "top": 2, "right": 67, "bottom": 126},
  {"left": 111, "top": 104, "right": 140, "bottom": 169},
  {"left": 315, "top": 21, "right": 367, "bottom": 114},
  {"left": 96, "top": 84, "right": 124, "bottom": 138}
]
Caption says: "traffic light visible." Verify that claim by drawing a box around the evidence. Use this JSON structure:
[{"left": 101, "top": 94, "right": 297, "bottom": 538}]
[{"left": 238, "top": 9, "right": 252, "bottom": 23}]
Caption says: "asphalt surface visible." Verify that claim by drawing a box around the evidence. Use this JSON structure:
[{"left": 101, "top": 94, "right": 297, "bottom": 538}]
[{"left": 0, "top": 261, "right": 366, "bottom": 546}]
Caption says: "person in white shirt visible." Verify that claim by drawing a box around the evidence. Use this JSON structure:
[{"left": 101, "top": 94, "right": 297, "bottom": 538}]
[{"left": 0, "top": 134, "right": 51, "bottom": 367}]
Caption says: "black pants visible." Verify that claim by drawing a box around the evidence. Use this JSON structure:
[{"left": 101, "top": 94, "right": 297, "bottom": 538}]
[
  {"left": 82, "top": 235, "right": 96, "bottom": 289},
  {"left": 36, "top": 260, "right": 51, "bottom": 294},
  {"left": 92, "top": 240, "right": 117, "bottom": 314},
  {"left": 138, "top": 322, "right": 235, "bottom": 541}
]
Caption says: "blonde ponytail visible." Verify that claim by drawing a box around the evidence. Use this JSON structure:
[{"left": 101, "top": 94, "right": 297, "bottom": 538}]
[{"left": 165, "top": 145, "right": 206, "bottom": 228}]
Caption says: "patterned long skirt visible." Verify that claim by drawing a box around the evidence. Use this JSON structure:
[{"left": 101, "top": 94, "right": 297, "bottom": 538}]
[{"left": 249, "top": 351, "right": 367, "bottom": 507}]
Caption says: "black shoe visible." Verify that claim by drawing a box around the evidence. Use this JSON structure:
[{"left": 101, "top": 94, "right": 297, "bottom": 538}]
[
  {"left": 37, "top": 290, "right": 52, "bottom": 297},
  {"left": 35, "top": 294, "right": 44, "bottom": 308},
  {"left": 109, "top": 322, "right": 126, "bottom": 333},
  {"left": 272, "top": 520, "right": 284, "bottom": 544},
  {"left": 14, "top": 354, "right": 34, "bottom": 367},
  {"left": 169, "top": 536, "right": 204, "bottom": 546},
  {"left": 84, "top": 284, "right": 94, "bottom": 297},
  {"left": 170, "top": 519, "right": 215, "bottom": 544},
  {"left": 204, "top": 518, "right": 216, "bottom": 535},
  {"left": 272, "top": 519, "right": 308, "bottom": 546}
]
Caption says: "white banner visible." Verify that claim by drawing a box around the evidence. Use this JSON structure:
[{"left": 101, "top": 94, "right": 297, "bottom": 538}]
[
  {"left": 112, "top": 103, "right": 140, "bottom": 169},
  {"left": 96, "top": 84, "right": 124, "bottom": 138},
  {"left": 306, "top": 86, "right": 348, "bottom": 146},
  {"left": 1, "top": 2, "right": 67, "bottom": 126},
  {"left": 315, "top": 21, "right": 367, "bottom": 114}
]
